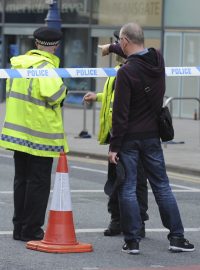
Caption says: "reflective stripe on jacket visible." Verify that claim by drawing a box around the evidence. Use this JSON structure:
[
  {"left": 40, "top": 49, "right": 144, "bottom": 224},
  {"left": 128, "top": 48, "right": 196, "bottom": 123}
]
[{"left": 0, "top": 49, "right": 68, "bottom": 157}]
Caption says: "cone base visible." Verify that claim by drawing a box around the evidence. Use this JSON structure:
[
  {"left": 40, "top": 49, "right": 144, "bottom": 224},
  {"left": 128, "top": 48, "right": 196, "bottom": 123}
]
[{"left": 26, "top": 240, "right": 93, "bottom": 253}]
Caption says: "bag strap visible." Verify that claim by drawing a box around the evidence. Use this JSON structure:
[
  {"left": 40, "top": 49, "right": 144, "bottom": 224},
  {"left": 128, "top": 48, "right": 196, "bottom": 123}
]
[{"left": 137, "top": 71, "right": 160, "bottom": 116}]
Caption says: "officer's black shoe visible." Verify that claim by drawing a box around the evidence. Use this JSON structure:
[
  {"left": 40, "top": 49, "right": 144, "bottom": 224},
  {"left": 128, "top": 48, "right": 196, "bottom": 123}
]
[
  {"left": 139, "top": 223, "right": 146, "bottom": 238},
  {"left": 13, "top": 225, "right": 22, "bottom": 240},
  {"left": 13, "top": 230, "right": 21, "bottom": 240},
  {"left": 20, "top": 229, "right": 44, "bottom": 242},
  {"left": 104, "top": 220, "right": 121, "bottom": 236},
  {"left": 104, "top": 227, "right": 121, "bottom": 236},
  {"left": 104, "top": 222, "right": 146, "bottom": 237}
]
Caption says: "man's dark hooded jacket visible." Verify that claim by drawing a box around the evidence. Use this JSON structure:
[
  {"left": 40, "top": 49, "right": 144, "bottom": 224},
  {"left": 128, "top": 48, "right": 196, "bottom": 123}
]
[{"left": 109, "top": 45, "right": 165, "bottom": 152}]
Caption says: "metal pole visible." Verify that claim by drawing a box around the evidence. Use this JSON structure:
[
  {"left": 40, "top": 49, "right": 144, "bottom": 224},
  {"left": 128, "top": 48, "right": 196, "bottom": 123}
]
[
  {"left": 160, "top": 0, "right": 165, "bottom": 55},
  {"left": 78, "top": 101, "right": 91, "bottom": 138},
  {"left": 45, "top": 0, "right": 63, "bottom": 120},
  {"left": 0, "top": 0, "right": 6, "bottom": 102},
  {"left": 45, "top": 0, "right": 61, "bottom": 57},
  {"left": 83, "top": 102, "right": 87, "bottom": 132}
]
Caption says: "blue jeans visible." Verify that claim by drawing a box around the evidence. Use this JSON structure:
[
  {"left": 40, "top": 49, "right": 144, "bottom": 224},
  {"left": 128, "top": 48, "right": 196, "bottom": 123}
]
[{"left": 118, "top": 138, "right": 184, "bottom": 243}]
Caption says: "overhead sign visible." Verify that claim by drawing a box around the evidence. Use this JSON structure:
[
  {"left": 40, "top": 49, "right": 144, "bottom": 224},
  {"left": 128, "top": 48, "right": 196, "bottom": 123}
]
[{"left": 98, "top": 0, "right": 163, "bottom": 27}]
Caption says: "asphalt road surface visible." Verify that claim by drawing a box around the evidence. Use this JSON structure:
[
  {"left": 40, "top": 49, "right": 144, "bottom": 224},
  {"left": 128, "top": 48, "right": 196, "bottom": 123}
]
[{"left": 0, "top": 152, "right": 199, "bottom": 270}]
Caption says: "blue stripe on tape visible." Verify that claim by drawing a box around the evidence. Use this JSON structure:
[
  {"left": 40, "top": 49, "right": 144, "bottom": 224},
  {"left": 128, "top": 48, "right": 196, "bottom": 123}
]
[
  {"left": 54, "top": 68, "right": 71, "bottom": 78},
  {"left": 103, "top": 68, "right": 117, "bottom": 77},
  {"left": 196, "top": 67, "right": 200, "bottom": 72},
  {"left": 5, "top": 69, "right": 22, "bottom": 78}
]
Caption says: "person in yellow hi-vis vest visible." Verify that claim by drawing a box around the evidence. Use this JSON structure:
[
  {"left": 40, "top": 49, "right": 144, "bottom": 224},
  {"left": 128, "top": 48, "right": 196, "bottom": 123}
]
[
  {"left": 0, "top": 27, "right": 68, "bottom": 242},
  {"left": 84, "top": 34, "right": 149, "bottom": 238}
]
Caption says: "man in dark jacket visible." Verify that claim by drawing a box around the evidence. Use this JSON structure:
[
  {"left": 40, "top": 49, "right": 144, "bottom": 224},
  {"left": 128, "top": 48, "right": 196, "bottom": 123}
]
[
  {"left": 84, "top": 51, "right": 149, "bottom": 238},
  {"left": 107, "top": 22, "right": 194, "bottom": 254}
]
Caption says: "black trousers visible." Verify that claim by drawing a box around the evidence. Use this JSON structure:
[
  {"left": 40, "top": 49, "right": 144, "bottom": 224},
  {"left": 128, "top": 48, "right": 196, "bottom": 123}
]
[
  {"left": 13, "top": 151, "right": 53, "bottom": 235},
  {"left": 107, "top": 158, "right": 149, "bottom": 223}
]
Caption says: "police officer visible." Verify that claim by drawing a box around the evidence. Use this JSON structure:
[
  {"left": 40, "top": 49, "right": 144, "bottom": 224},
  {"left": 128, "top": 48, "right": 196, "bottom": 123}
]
[{"left": 0, "top": 27, "right": 68, "bottom": 241}]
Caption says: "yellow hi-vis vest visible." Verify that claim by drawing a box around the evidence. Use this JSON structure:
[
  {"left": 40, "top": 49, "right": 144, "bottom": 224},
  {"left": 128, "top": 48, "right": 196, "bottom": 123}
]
[
  {"left": 0, "top": 49, "right": 69, "bottom": 157},
  {"left": 96, "top": 72, "right": 117, "bottom": 144}
]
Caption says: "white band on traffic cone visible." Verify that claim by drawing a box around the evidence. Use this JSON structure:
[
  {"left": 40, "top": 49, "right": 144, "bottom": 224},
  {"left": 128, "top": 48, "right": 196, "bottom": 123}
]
[{"left": 50, "top": 172, "right": 72, "bottom": 211}]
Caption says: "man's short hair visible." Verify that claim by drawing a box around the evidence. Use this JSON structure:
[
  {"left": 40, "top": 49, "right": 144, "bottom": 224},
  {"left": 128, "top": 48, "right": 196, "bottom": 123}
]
[{"left": 120, "top": 22, "right": 144, "bottom": 45}]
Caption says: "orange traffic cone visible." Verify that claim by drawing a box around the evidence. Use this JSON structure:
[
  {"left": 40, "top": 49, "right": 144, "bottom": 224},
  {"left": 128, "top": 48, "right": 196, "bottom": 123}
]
[{"left": 26, "top": 152, "right": 93, "bottom": 253}]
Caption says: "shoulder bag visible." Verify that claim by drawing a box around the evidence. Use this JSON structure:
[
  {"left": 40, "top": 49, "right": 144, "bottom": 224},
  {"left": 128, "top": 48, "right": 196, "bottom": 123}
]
[{"left": 139, "top": 72, "right": 174, "bottom": 142}]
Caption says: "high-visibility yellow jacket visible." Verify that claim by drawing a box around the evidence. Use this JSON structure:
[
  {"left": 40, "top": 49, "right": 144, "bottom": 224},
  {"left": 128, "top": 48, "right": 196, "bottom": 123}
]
[
  {"left": 0, "top": 49, "right": 68, "bottom": 157},
  {"left": 96, "top": 70, "right": 117, "bottom": 144}
]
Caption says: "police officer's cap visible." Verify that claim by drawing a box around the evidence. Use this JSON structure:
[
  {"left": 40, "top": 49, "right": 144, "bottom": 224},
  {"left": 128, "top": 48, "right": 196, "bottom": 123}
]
[{"left": 33, "top": 27, "right": 63, "bottom": 46}]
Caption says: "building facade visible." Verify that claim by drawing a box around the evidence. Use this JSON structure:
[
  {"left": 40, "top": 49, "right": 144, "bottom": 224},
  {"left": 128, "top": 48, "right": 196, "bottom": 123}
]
[{"left": 0, "top": 0, "right": 199, "bottom": 118}]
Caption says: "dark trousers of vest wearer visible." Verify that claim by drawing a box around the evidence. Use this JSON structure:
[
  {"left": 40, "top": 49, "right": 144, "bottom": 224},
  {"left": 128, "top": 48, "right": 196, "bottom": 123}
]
[
  {"left": 13, "top": 151, "right": 53, "bottom": 236},
  {"left": 107, "top": 158, "right": 149, "bottom": 224}
]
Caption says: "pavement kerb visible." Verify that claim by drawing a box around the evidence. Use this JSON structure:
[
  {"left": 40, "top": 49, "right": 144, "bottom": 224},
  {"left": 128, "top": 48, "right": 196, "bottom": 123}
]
[
  {"left": 68, "top": 150, "right": 107, "bottom": 161},
  {"left": 165, "top": 165, "right": 200, "bottom": 177},
  {"left": 0, "top": 148, "right": 199, "bottom": 178},
  {"left": 67, "top": 150, "right": 200, "bottom": 177}
]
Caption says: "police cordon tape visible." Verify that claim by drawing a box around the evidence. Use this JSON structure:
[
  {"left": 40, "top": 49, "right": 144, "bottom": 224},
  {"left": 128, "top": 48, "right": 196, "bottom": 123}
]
[{"left": 0, "top": 66, "right": 199, "bottom": 78}]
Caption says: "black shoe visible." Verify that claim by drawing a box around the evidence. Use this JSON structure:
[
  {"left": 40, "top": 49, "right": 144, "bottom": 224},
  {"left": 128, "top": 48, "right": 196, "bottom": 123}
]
[
  {"left": 104, "top": 223, "right": 145, "bottom": 237},
  {"left": 13, "top": 230, "right": 21, "bottom": 240},
  {"left": 122, "top": 241, "right": 140, "bottom": 255},
  {"left": 139, "top": 223, "right": 145, "bottom": 238},
  {"left": 20, "top": 229, "right": 44, "bottom": 242},
  {"left": 104, "top": 219, "right": 121, "bottom": 236},
  {"left": 169, "top": 237, "right": 195, "bottom": 252},
  {"left": 13, "top": 225, "right": 22, "bottom": 240},
  {"left": 104, "top": 227, "right": 121, "bottom": 236}
]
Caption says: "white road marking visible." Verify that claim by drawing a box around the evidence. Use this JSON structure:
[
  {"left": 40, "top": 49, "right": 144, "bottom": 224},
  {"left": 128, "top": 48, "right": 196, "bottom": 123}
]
[
  {"left": 75, "top": 228, "right": 200, "bottom": 233},
  {"left": 0, "top": 152, "right": 199, "bottom": 182},
  {"left": 168, "top": 189, "right": 200, "bottom": 192},
  {"left": 167, "top": 172, "right": 200, "bottom": 182},
  {"left": 0, "top": 153, "right": 13, "bottom": 159},
  {"left": 82, "top": 268, "right": 99, "bottom": 270},
  {"left": 170, "top": 183, "right": 199, "bottom": 191},
  {"left": 70, "top": 165, "right": 200, "bottom": 183},
  {"left": 0, "top": 158, "right": 199, "bottom": 194},
  {"left": 0, "top": 154, "right": 199, "bottom": 244},
  {"left": 71, "top": 166, "right": 107, "bottom": 174},
  {"left": 68, "top": 156, "right": 200, "bottom": 181},
  {"left": 0, "top": 191, "right": 13, "bottom": 194},
  {"left": 0, "top": 227, "right": 199, "bottom": 235},
  {"left": 150, "top": 265, "right": 164, "bottom": 268},
  {"left": 1, "top": 189, "right": 200, "bottom": 195}
]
